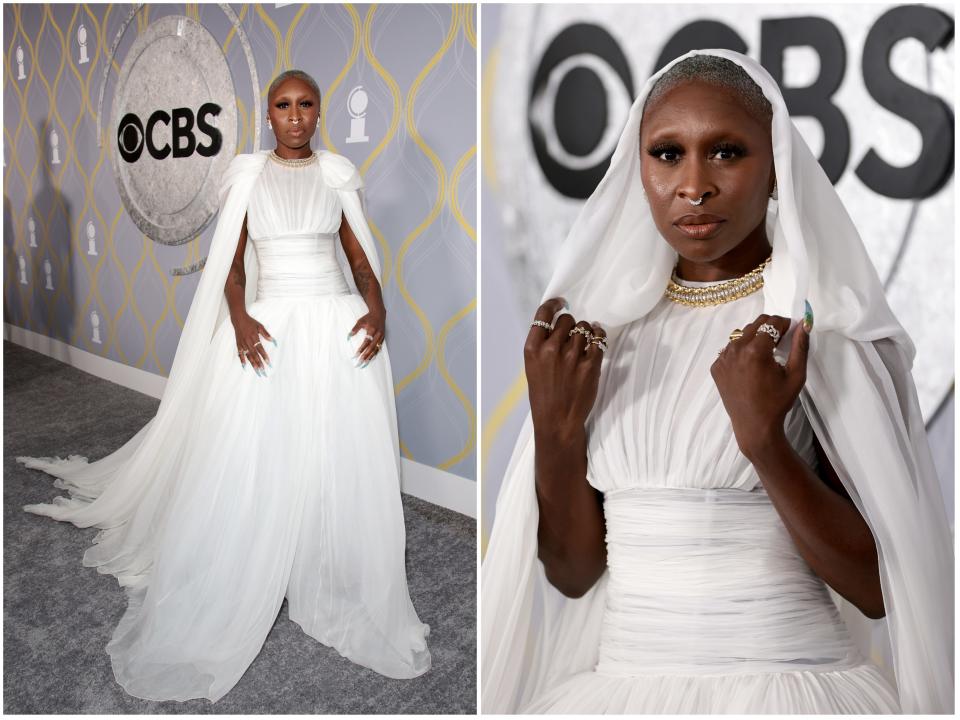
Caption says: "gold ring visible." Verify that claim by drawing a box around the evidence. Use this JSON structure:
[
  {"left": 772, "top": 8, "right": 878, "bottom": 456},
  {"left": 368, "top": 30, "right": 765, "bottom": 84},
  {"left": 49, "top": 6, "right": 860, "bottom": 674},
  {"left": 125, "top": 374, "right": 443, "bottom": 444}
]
[{"left": 728, "top": 328, "right": 744, "bottom": 341}]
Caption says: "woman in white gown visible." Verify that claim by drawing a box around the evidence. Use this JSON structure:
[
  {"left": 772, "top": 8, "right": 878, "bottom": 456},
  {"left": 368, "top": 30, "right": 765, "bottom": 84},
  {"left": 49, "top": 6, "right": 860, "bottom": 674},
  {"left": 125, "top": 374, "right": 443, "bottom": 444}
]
[
  {"left": 481, "top": 50, "right": 952, "bottom": 714},
  {"left": 17, "top": 70, "right": 430, "bottom": 702}
]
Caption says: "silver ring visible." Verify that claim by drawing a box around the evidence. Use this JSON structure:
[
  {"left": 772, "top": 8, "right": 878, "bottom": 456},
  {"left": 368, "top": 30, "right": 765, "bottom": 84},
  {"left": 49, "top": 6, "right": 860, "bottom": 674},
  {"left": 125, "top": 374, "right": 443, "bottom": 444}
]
[
  {"left": 531, "top": 320, "right": 553, "bottom": 332},
  {"left": 254, "top": 340, "right": 263, "bottom": 347},
  {"left": 757, "top": 323, "right": 781, "bottom": 344},
  {"left": 568, "top": 326, "right": 593, "bottom": 341}
]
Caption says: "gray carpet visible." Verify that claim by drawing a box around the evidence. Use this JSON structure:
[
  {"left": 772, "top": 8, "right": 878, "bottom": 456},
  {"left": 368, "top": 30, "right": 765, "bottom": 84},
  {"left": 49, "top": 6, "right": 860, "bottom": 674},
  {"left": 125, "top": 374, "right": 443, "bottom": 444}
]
[{"left": 3, "top": 340, "right": 476, "bottom": 714}]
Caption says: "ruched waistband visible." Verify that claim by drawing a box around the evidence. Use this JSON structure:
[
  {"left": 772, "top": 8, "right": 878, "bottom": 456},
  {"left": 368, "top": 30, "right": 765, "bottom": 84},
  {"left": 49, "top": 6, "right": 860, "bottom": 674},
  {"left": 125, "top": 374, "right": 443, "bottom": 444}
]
[
  {"left": 596, "top": 487, "right": 858, "bottom": 676},
  {"left": 252, "top": 231, "right": 349, "bottom": 299}
]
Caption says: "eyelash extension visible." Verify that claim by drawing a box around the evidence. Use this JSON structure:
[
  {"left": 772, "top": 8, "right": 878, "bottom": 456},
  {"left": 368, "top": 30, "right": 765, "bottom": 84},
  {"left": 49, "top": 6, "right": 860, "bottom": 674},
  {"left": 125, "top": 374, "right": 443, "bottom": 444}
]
[
  {"left": 274, "top": 100, "right": 314, "bottom": 108},
  {"left": 645, "top": 141, "right": 747, "bottom": 162},
  {"left": 646, "top": 143, "right": 682, "bottom": 162},
  {"left": 712, "top": 142, "right": 746, "bottom": 158}
]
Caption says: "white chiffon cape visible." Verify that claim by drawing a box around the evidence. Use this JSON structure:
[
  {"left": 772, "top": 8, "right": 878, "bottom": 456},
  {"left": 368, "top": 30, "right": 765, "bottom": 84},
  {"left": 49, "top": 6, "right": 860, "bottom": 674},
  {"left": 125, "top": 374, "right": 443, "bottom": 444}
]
[
  {"left": 15, "top": 151, "right": 429, "bottom": 698},
  {"left": 18, "top": 150, "right": 378, "bottom": 559},
  {"left": 481, "top": 49, "right": 953, "bottom": 714}
]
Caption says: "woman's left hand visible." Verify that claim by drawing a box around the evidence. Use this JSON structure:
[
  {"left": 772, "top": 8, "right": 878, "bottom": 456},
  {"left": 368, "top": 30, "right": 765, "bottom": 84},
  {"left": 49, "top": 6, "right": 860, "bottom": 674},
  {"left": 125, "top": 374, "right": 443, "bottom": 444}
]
[
  {"left": 710, "top": 313, "right": 810, "bottom": 459},
  {"left": 350, "top": 309, "right": 386, "bottom": 365}
]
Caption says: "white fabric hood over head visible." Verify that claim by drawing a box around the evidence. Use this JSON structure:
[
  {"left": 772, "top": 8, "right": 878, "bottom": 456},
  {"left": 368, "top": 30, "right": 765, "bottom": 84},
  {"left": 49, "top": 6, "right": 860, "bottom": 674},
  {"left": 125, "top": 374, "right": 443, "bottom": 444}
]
[{"left": 482, "top": 49, "right": 952, "bottom": 714}]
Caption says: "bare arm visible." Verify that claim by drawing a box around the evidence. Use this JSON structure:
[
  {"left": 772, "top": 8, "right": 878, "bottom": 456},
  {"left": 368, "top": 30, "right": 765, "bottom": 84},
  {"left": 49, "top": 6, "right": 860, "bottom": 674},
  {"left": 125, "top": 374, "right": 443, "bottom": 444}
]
[
  {"left": 534, "top": 423, "right": 607, "bottom": 598},
  {"left": 224, "top": 213, "right": 273, "bottom": 371},
  {"left": 525, "top": 298, "right": 607, "bottom": 598},
  {"left": 745, "top": 429, "right": 884, "bottom": 618},
  {"left": 713, "top": 313, "right": 884, "bottom": 619},
  {"left": 339, "top": 211, "right": 385, "bottom": 364},
  {"left": 224, "top": 213, "right": 249, "bottom": 321}
]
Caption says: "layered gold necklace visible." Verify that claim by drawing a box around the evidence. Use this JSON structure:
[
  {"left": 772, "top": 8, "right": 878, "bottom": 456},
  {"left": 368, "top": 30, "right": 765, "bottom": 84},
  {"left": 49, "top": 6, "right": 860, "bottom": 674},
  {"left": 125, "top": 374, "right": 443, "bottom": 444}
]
[
  {"left": 664, "top": 255, "right": 771, "bottom": 307},
  {"left": 269, "top": 150, "right": 317, "bottom": 167}
]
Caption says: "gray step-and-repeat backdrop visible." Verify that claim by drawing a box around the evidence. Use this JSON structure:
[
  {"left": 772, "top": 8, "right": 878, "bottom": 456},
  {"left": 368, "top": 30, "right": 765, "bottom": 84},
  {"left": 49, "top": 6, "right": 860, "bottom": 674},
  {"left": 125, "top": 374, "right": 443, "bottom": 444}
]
[
  {"left": 4, "top": 3, "right": 477, "bottom": 482},
  {"left": 481, "top": 3, "right": 954, "bottom": 547}
]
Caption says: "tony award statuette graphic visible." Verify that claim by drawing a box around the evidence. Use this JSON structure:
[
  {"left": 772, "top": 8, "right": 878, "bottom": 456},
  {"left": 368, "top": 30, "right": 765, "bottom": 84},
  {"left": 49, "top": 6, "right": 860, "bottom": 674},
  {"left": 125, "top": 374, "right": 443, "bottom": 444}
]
[
  {"left": 43, "top": 258, "right": 54, "bottom": 290},
  {"left": 78, "top": 24, "right": 89, "bottom": 64},
  {"left": 86, "top": 220, "right": 98, "bottom": 255},
  {"left": 16, "top": 45, "right": 25, "bottom": 80},
  {"left": 28, "top": 216, "right": 37, "bottom": 247},
  {"left": 50, "top": 128, "right": 61, "bottom": 165},
  {"left": 90, "top": 310, "right": 102, "bottom": 344},
  {"left": 345, "top": 85, "right": 369, "bottom": 144},
  {"left": 18, "top": 255, "right": 28, "bottom": 284}
]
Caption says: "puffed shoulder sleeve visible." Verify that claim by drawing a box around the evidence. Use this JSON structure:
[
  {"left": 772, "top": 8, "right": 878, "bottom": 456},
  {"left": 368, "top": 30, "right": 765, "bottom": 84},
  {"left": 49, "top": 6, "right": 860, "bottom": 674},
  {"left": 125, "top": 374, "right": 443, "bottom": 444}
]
[
  {"left": 317, "top": 151, "right": 364, "bottom": 192},
  {"left": 217, "top": 151, "right": 268, "bottom": 208}
]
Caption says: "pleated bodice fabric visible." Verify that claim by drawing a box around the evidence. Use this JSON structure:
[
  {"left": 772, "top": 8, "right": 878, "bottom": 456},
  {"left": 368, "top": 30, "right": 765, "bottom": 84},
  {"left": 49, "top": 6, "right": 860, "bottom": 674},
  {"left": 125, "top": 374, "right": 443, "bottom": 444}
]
[
  {"left": 586, "top": 282, "right": 816, "bottom": 493},
  {"left": 246, "top": 157, "right": 350, "bottom": 300},
  {"left": 247, "top": 156, "right": 344, "bottom": 239}
]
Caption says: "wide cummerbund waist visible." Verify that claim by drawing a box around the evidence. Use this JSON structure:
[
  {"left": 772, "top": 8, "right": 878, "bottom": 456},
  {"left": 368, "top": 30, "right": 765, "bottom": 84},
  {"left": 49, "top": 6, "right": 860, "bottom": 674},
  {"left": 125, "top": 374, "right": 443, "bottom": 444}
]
[
  {"left": 596, "top": 487, "right": 859, "bottom": 676},
  {"left": 252, "top": 231, "right": 350, "bottom": 299}
]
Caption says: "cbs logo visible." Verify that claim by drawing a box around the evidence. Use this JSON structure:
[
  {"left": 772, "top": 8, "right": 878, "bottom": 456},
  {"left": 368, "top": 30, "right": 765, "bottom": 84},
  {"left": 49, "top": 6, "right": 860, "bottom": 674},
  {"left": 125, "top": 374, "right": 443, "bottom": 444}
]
[
  {"left": 531, "top": 6, "right": 953, "bottom": 200},
  {"left": 117, "top": 103, "right": 223, "bottom": 163}
]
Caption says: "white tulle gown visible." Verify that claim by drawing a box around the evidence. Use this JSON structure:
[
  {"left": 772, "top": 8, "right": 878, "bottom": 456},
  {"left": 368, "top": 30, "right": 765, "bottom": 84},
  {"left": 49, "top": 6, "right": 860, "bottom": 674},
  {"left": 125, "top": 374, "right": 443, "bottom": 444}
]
[
  {"left": 522, "top": 277, "right": 900, "bottom": 714},
  {"left": 18, "top": 152, "right": 431, "bottom": 702}
]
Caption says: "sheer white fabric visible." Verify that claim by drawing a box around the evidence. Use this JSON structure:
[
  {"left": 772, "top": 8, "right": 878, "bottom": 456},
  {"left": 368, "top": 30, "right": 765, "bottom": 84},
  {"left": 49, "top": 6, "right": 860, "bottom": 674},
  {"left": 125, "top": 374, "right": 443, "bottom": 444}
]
[
  {"left": 514, "top": 286, "right": 898, "bottom": 712},
  {"left": 481, "top": 49, "right": 952, "bottom": 714},
  {"left": 18, "top": 150, "right": 430, "bottom": 702}
]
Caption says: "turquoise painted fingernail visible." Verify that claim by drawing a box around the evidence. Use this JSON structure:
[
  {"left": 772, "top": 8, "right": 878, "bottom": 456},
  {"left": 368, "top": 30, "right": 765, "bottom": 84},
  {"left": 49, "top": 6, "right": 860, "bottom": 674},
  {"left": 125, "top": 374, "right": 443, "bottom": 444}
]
[
  {"left": 267, "top": 361, "right": 272, "bottom": 368},
  {"left": 803, "top": 299, "right": 814, "bottom": 331},
  {"left": 272, "top": 338, "right": 278, "bottom": 346}
]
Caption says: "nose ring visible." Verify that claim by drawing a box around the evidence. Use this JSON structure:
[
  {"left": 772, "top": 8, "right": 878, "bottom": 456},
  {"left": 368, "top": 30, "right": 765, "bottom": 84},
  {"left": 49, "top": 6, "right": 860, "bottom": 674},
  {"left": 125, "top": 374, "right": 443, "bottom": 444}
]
[
  {"left": 688, "top": 194, "right": 706, "bottom": 206},
  {"left": 290, "top": 118, "right": 301, "bottom": 125}
]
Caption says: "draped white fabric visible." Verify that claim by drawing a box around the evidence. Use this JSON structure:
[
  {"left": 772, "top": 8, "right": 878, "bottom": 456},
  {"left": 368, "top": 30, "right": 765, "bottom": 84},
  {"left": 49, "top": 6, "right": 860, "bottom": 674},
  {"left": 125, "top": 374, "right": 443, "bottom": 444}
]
[
  {"left": 18, "top": 150, "right": 430, "bottom": 701},
  {"left": 481, "top": 50, "right": 953, "bottom": 714}
]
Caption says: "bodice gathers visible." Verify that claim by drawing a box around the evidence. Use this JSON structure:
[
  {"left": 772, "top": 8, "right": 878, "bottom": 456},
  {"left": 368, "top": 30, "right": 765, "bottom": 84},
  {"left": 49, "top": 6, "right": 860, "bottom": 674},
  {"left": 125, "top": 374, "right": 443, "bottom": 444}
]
[
  {"left": 586, "top": 283, "right": 816, "bottom": 493},
  {"left": 584, "top": 280, "right": 859, "bottom": 677},
  {"left": 246, "top": 155, "right": 349, "bottom": 299}
]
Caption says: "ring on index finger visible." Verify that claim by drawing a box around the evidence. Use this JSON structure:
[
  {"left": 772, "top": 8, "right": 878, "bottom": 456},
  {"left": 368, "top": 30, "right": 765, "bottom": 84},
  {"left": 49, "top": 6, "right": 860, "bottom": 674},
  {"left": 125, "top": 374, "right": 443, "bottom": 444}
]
[
  {"left": 531, "top": 320, "right": 553, "bottom": 333},
  {"left": 757, "top": 323, "right": 781, "bottom": 344}
]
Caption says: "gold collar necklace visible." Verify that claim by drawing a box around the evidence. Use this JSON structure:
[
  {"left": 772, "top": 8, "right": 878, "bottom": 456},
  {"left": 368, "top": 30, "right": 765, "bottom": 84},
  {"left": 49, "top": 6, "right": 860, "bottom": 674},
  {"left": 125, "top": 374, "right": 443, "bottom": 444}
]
[
  {"left": 269, "top": 150, "right": 317, "bottom": 167},
  {"left": 664, "top": 255, "right": 771, "bottom": 307}
]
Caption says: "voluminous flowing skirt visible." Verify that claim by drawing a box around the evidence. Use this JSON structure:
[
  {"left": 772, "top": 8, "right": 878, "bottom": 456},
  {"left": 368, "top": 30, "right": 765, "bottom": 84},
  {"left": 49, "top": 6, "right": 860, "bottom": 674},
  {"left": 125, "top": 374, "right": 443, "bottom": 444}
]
[{"left": 20, "top": 292, "right": 430, "bottom": 702}]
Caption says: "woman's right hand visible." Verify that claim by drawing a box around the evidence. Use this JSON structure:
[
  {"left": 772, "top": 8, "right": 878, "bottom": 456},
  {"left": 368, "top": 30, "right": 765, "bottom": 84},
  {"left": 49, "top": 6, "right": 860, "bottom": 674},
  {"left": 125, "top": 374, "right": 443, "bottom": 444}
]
[
  {"left": 524, "top": 297, "right": 607, "bottom": 437},
  {"left": 232, "top": 312, "right": 275, "bottom": 372}
]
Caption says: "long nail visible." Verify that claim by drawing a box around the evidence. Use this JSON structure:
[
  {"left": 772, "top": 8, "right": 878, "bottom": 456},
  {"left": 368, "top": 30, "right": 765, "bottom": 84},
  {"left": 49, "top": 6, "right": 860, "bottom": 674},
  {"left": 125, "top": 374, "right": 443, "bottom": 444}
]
[
  {"left": 272, "top": 338, "right": 278, "bottom": 346},
  {"left": 803, "top": 299, "right": 814, "bottom": 332}
]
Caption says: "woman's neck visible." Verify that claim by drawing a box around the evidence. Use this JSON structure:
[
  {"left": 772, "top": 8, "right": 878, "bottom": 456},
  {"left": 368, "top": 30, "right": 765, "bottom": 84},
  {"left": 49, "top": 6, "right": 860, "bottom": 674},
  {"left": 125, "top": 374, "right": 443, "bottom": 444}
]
[
  {"left": 674, "top": 225, "right": 772, "bottom": 282},
  {"left": 273, "top": 144, "right": 314, "bottom": 160}
]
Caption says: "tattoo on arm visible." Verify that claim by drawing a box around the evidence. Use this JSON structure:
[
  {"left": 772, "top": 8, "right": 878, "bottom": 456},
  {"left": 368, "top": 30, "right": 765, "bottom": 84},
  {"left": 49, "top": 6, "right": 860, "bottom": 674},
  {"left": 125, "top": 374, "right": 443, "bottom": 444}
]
[
  {"left": 227, "top": 264, "right": 245, "bottom": 288},
  {"left": 354, "top": 266, "right": 374, "bottom": 295}
]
